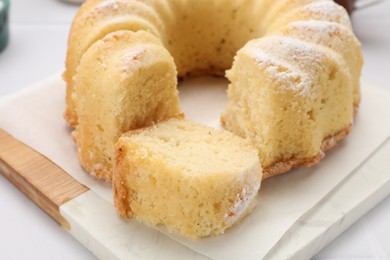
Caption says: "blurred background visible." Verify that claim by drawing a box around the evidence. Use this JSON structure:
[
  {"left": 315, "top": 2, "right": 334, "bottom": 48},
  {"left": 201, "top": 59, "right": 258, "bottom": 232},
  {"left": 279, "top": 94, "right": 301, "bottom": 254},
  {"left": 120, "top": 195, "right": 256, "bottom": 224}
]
[{"left": 0, "top": 0, "right": 389, "bottom": 259}]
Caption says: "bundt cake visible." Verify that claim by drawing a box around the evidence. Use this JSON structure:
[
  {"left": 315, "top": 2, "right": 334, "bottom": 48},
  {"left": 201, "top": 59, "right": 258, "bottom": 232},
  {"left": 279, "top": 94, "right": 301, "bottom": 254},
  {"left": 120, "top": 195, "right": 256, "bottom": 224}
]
[
  {"left": 64, "top": 0, "right": 362, "bottom": 180},
  {"left": 73, "top": 30, "right": 180, "bottom": 180},
  {"left": 113, "top": 116, "right": 262, "bottom": 238}
]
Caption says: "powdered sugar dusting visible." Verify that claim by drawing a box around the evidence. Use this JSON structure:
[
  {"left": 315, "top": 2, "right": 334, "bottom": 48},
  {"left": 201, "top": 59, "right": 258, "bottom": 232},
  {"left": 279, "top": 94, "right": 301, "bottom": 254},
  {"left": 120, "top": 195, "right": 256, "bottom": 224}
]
[
  {"left": 303, "top": 1, "right": 347, "bottom": 22},
  {"left": 265, "top": 36, "right": 324, "bottom": 66},
  {"left": 96, "top": 0, "right": 120, "bottom": 12},
  {"left": 264, "top": 36, "right": 322, "bottom": 59},
  {"left": 120, "top": 48, "right": 145, "bottom": 79},
  {"left": 249, "top": 35, "right": 331, "bottom": 96},
  {"left": 122, "top": 48, "right": 145, "bottom": 63},
  {"left": 286, "top": 20, "right": 346, "bottom": 43},
  {"left": 254, "top": 51, "right": 310, "bottom": 95},
  {"left": 224, "top": 186, "right": 258, "bottom": 226}
]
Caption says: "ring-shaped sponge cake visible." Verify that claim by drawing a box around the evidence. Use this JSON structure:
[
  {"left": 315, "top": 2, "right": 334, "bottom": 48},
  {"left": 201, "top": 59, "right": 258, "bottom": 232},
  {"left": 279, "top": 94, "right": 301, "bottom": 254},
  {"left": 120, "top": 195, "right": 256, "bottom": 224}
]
[{"left": 64, "top": 0, "right": 362, "bottom": 181}]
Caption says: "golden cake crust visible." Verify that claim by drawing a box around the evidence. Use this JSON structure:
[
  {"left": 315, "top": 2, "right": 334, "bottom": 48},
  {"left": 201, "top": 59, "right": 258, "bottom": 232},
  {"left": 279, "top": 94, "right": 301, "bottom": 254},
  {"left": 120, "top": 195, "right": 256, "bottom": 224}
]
[
  {"left": 262, "top": 125, "right": 351, "bottom": 179},
  {"left": 113, "top": 143, "right": 132, "bottom": 217}
]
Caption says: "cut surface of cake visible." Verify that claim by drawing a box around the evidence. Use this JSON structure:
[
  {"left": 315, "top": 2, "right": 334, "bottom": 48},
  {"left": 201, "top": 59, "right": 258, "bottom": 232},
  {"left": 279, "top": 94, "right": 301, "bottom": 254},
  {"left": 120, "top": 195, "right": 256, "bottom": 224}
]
[
  {"left": 73, "top": 30, "right": 180, "bottom": 181},
  {"left": 113, "top": 117, "right": 262, "bottom": 239}
]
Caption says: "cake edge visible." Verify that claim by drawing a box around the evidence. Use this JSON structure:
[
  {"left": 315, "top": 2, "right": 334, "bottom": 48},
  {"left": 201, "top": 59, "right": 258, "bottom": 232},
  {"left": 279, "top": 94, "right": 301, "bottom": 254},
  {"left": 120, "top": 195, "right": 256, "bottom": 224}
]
[
  {"left": 223, "top": 105, "right": 358, "bottom": 180},
  {"left": 112, "top": 113, "right": 186, "bottom": 218},
  {"left": 112, "top": 104, "right": 357, "bottom": 187},
  {"left": 262, "top": 124, "right": 352, "bottom": 180}
]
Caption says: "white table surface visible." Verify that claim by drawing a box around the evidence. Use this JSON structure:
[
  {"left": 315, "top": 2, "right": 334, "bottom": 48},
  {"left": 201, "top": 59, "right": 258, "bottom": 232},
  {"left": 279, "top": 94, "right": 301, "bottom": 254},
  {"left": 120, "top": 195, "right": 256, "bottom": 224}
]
[{"left": 0, "top": 0, "right": 389, "bottom": 259}]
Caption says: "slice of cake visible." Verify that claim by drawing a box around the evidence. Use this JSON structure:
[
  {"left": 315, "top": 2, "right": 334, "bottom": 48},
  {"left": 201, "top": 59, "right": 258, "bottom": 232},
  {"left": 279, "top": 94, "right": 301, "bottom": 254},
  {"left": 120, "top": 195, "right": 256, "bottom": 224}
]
[
  {"left": 73, "top": 30, "right": 180, "bottom": 181},
  {"left": 113, "top": 117, "right": 262, "bottom": 239}
]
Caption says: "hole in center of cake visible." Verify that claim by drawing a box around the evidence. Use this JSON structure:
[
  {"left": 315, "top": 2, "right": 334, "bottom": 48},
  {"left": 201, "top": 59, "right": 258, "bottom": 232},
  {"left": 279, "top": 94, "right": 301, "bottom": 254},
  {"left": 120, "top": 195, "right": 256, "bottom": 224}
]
[{"left": 178, "top": 76, "right": 229, "bottom": 128}]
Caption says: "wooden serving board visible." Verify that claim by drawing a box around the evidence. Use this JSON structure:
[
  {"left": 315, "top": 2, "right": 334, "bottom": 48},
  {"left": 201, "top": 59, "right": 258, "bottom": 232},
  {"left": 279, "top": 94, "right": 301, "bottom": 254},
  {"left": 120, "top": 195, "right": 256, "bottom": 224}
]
[{"left": 0, "top": 129, "right": 88, "bottom": 230}]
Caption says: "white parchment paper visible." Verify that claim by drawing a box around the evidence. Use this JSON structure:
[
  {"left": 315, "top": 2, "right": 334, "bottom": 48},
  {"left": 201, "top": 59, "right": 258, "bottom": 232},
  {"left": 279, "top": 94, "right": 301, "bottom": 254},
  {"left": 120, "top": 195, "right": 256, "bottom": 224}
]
[{"left": 0, "top": 74, "right": 389, "bottom": 259}]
